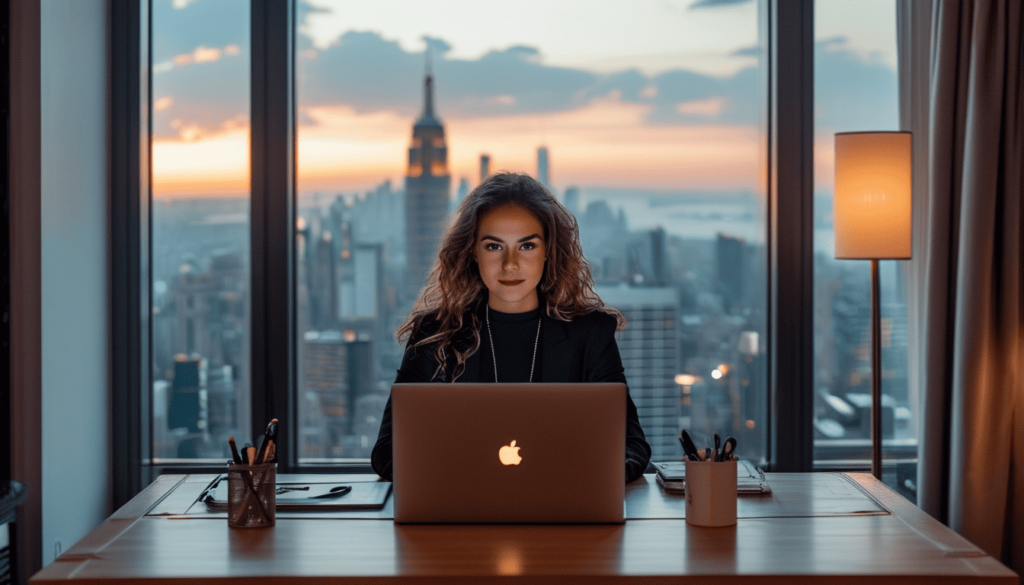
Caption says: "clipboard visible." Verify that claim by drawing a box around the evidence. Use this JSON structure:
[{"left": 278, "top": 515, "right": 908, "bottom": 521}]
[{"left": 199, "top": 475, "right": 392, "bottom": 511}]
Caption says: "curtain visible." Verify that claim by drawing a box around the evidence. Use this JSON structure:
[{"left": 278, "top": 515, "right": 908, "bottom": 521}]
[{"left": 901, "top": 0, "right": 1024, "bottom": 572}]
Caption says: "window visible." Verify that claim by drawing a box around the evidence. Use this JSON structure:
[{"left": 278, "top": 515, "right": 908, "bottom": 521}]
[
  {"left": 150, "top": 0, "right": 251, "bottom": 462},
  {"left": 812, "top": 0, "right": 914, "bottom": 496},
  {"left": 294, "top": 0, "right": 768, "bottom": 464},
  {"left": 119, "top": 0, "right": 861, "bottom": 486}
]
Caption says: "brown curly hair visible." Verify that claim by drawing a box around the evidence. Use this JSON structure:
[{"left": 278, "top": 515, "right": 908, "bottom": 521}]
[{"left": 397, "top": 171, "right": 624, "bottom": 381}]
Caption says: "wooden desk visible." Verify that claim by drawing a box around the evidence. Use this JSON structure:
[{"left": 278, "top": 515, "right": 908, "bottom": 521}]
[{"left": 31, "top": 473, "right": 1018, "bottom": 584}]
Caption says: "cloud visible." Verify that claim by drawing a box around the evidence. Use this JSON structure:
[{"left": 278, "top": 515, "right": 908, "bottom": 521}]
[
  {"left": 689, "top": 0, "right": 753, "bottom": 9},
  {"left": 150, "top": 2, "right": 896, "bottom": 144},
  {"left": 730, "top": 45, "right": 761, "bottom": 57},
  {"left": 153, "top": 0, "right": 248, "bottom": 62},
  {"left": 815, "top": 37, "right": 897, "bottom": 130}
]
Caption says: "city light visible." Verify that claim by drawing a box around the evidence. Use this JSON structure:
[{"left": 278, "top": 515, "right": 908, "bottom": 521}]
[
  {"left": 711, "top": 369, "right": 722, "bottom": 380},
  {"left": 674, "top": 374, "right": 698, "bottom": 386}
]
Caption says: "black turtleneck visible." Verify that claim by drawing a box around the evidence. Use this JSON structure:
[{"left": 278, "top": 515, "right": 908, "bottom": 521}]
[{"left": 478, "top": 306, "right": 544, "bottom": 383}]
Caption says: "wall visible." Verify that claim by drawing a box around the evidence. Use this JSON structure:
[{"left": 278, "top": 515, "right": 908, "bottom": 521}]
[{"left": 39, "top": 0, "right": 112, "bottom": 567}]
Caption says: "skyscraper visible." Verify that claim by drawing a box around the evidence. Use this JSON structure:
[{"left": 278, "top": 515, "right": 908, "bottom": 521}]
[
  {"left": 716, "top": 233, "right": 745, "bottom": 310},
  {"left": 594, "top": 285, "right": 681, "bottom": 460},
  {"left": 479, "top": 154, "right": 490, "bottom": 183},
  {"left": 537, "top": 146, "right": 550, "bottom": 187},
  {"left": 404, "top": 66, "right": 451, "bottom": 302}
]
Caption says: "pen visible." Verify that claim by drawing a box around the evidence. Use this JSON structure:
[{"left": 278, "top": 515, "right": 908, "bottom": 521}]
[
  {"left": 722, "top": 436, "right": 737, "bottom": 461},
  {"left": 228, "top": 436, "right": 242, "bottom": 464},
  {"left": 256, "top": 418, "right": 279, "bottom": 464}
]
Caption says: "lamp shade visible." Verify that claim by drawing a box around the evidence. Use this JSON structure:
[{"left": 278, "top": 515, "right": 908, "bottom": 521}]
[{"left": 834, "top": 132, "right": 912, "bottom": 259}]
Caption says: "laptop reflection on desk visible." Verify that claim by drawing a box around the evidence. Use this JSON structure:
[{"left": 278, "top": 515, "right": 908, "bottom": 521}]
[{"left": 391, "top": 382, "right": 626, "bottom": 524}]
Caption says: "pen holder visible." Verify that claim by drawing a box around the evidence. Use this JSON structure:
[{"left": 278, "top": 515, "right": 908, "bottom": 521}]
[
  {"left": 227, "top": 461, "right": 276, "bottom": 528},
  {"left": 685, "top": 459, "right": 737, "bottom": 527}
]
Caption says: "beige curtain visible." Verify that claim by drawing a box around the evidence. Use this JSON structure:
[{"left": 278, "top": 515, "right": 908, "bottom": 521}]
[{"left": 900, "top": 0, "right": 1023, "bottom": 572}]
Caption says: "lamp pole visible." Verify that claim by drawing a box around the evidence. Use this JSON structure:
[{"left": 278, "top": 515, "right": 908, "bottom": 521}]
[{"left": 870, "top": 259, "right": 882, "bottom": 479}]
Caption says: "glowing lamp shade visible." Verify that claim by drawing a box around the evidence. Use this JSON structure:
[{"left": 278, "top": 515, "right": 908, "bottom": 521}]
[{"left": 834, "top": 132, "right": 912, "bottom": 259}]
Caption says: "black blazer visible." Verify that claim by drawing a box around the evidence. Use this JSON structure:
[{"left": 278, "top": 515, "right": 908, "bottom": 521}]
[{"left": 371, "top": 303, "right": 653, "bottom": 482}]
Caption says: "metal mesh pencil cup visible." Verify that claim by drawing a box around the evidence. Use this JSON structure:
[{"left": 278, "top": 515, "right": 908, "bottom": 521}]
[{"left": 227, "top": 462, "right": 276, "bottom": 528}]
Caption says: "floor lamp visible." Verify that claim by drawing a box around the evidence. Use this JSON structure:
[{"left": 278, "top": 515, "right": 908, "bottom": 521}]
[{"left": 833, "top": 131, "right": 912, "bottom": 480}]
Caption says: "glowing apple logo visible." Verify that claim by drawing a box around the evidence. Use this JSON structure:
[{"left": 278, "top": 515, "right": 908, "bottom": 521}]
[{"left": 498, "top": 440, "right": 522, "bottom": 466}]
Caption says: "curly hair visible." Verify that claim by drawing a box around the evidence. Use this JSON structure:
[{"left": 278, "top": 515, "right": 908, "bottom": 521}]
[{"left": 397, "top": 172, "right": 624, "bottom": 381}]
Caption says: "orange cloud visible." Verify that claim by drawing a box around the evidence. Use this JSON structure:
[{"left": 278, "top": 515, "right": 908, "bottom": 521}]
[
  {"left": 154, "top": 97, "right": 174, "bottom": 112},
  {"left": 154, "top": 96, "right": 761, "bottom": 199},
  {"left": 152, "top": 126, "right": 249, "bottom": 198},
  {"left": 294, "top": 96, "right": 759, "bottom": 194},
  {"left": 168, "top": 44, "right": 237, "bottom": 68}
]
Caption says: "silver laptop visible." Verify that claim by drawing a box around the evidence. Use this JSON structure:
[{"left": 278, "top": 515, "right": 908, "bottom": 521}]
[{"left": 391, "top": 382, "right": 626, "bottom": 524}]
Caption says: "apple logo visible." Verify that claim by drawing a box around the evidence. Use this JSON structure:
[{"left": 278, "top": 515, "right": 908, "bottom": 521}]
[{"left": 498, "top": 440, "right": 522, "bottom": 466}]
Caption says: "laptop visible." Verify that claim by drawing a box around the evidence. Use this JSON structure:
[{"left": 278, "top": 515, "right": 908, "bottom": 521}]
[{"left": 391, "top": 382, "right": 626, "bottom": 524}]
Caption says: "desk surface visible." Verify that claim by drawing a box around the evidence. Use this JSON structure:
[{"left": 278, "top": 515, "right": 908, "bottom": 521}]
[{"left": 31, "top": 472, "right": 1018, "bottom": 584}]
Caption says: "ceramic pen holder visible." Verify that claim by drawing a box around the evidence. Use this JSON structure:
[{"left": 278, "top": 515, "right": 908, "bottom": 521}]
[
  {"left": 684, "top": 459, "right": 737, "bottom": 527},
  {"left": 227, "top": 461, "right": 276, "bottom": 528}
]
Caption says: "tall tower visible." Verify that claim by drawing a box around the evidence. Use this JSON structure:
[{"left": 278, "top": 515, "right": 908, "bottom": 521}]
[
  {"left": 537, "top": 146, "right": 550, "bottom": 187},
  {"left": 404, "top": 62, "right": 451, "bottom": 303}
]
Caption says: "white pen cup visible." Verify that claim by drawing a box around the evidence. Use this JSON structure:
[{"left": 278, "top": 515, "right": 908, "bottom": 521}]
[
  {"left": 685, "top": 459, "right": 737, "bottom": 527},
  {"left": 227, "top": 461, "right": 276, "bottom": 528}
]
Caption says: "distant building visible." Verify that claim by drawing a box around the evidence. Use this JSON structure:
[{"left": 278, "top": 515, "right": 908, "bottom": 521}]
[
  {"left": 309, "top": 231, "right": 337, "bottom": 330},
  {"left": 537, "top": 146, "right": 550, "bottom": 188},
  {"left": 595, "top": 285, "right": 681, "bottom": 460},
  {"left": 455, "top": 177, "right": 470, "bottom": 209},
  {"left": 339, "top": 244, "right": 384, "bottom": 320},
  {"left": 404, "top": 66, "right": 451, "bottom": 303},
  {"left": 479, "top": 154, "right": 490, "bottom": 183},
  {"left": 167, "top": 355, "right": 206, "bottom": 433},
  {"left": 716, "top": 233, "right": 745, "bottom": 310},
  {"left": 564, "top": 186, "right": 581, "bottom": 216},
  {"left": 169, "top": 253, "right": 246, "bottom": 367},
  {"left": 300, "top": 331, "right": 376, "bottom": 457},
  {"left": 650, "top": 227, "right": 669, "bottom": 286}
]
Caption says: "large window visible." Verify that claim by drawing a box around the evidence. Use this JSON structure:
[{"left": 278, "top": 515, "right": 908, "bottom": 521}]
[
  {"left": 150, "top": 0, "right": 251, "bottom": 461},
  {"left": 131, "top": 0, "right": 894, "bottom": 481},
  {"left": 293, "top": 0, "right": 768, "bottom": 464},
  {"left": 812, "top": 0, "right": 914, "bottom": 496}
]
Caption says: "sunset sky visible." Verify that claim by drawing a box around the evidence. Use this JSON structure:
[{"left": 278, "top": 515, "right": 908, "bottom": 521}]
[{"left": 152, "top": 0, "right": 896, "bottom": 200}]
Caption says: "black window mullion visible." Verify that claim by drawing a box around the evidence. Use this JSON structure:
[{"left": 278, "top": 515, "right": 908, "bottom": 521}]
[
  {"left": 768, "top": 0, "right": 815, "bottom": 472},
  {"left": 111, "top": 0, "right": 151, "bottom": 506},
  {"left": 250, "top": 0, "right": 296, "bottom": 470}
]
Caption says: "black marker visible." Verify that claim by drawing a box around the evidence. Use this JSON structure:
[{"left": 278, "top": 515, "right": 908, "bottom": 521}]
[{"left": 680, "top": 430, "right": 701, "bottom": 461}]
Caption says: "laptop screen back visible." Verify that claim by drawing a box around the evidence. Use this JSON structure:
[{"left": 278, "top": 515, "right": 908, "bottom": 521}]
[{"left": 391, "top": 382, "right": 626, "bottom": 524}]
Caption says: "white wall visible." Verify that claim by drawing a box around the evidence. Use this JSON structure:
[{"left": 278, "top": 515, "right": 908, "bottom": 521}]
[{"left": 39, "top": 0, "right": 112, "bottom": 566}]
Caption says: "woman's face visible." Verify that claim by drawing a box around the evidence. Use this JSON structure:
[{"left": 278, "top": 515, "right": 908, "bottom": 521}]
[{"left": 474, "top": 204, "right": 547, "bottom": 313}]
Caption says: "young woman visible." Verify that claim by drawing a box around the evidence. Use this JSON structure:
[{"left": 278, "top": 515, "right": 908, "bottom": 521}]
[{"left": 371, "top": 172, "right": 652, "bottom": 482}]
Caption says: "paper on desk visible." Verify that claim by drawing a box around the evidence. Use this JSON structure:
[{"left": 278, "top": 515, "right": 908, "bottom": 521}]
[
  {"left": 199, "top": 477, "right": 392, "bottom": 511},
  {"left": 652, "top": 460, "right": 772, "bottom": 494}
]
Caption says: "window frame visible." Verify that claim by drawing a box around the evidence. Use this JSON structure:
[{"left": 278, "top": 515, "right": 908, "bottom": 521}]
[{"left": 111, "top": 0, "right": 822, "bottom": 503}]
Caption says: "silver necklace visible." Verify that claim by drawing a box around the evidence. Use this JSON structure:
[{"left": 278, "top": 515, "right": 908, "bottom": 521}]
[{"left": 485, "top": 304, "right": 542, "bottom": 383}]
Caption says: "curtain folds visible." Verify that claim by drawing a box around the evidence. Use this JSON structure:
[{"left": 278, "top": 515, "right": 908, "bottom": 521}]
[{"left": 902, "top": 0, "right": 1023, "bottom": 572}]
